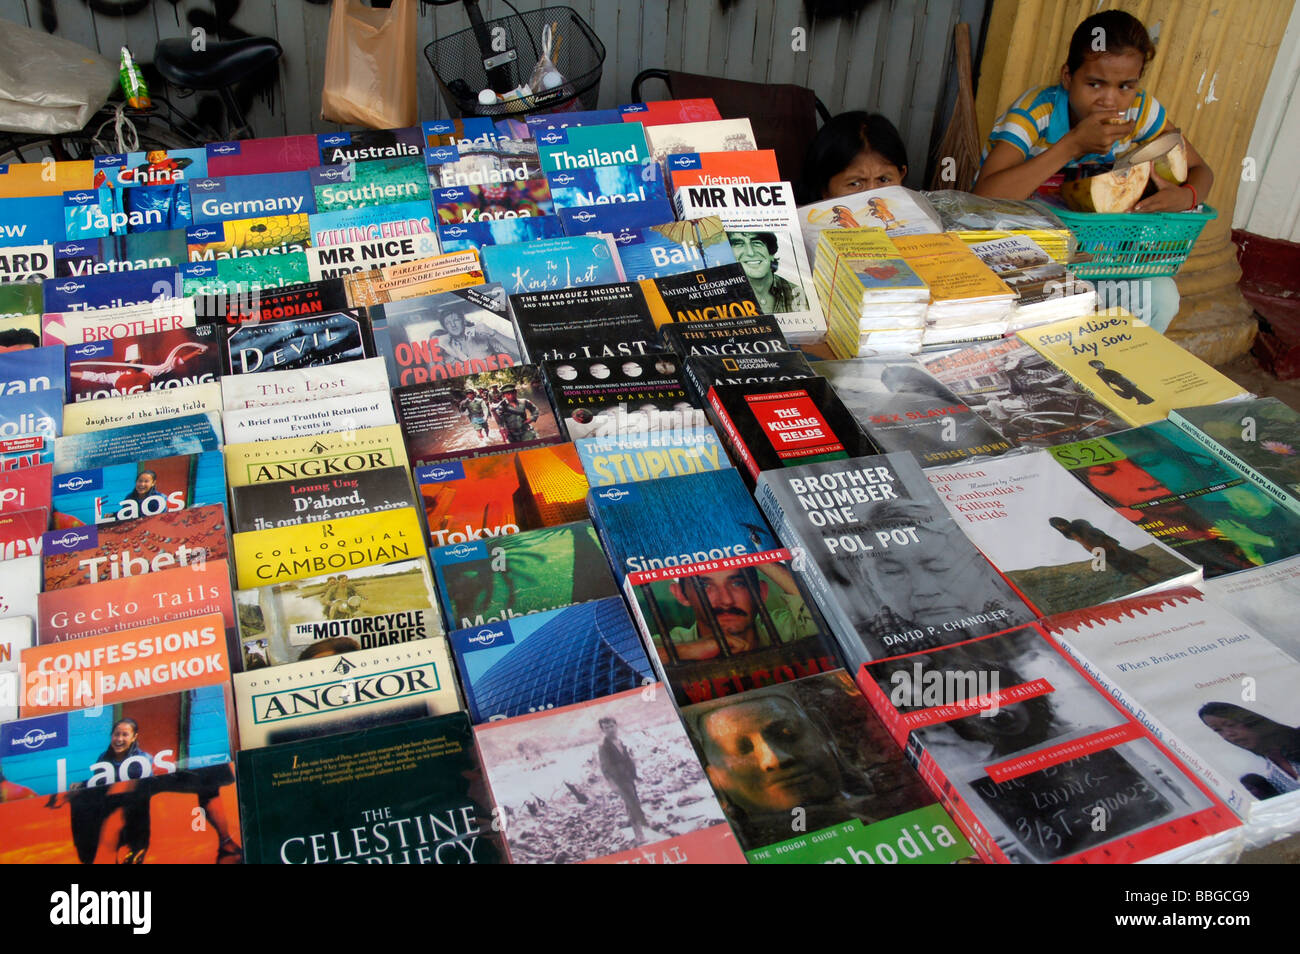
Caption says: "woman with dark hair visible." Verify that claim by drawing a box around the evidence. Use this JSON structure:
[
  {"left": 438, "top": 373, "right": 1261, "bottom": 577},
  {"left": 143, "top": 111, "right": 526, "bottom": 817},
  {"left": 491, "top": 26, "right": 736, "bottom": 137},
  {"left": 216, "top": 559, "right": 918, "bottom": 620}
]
[
  {"left": 797, "top": 111, "right": 909, "bottom": 204},
  {"left": 1199, "top": 702, "right": 1300, "bottom": 798},
  {"left": 60, "top": 717, "right": 154, "bottom": 864}
]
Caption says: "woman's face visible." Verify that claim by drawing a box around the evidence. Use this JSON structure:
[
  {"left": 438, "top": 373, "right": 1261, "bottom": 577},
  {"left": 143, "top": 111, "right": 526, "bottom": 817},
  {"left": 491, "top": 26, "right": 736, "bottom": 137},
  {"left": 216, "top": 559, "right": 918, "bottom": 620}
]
[
  {"left": 824, "top": 150, "right": 905, "bottom": 198},
  {"left": 110, "top": 722, "right": 137, "bottom": 755}
]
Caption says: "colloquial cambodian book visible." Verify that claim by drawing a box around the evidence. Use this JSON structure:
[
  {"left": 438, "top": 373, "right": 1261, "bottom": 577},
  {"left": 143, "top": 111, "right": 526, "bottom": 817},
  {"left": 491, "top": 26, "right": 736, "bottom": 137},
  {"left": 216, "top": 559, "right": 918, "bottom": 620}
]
[
  {"left": 575, "top": 426, "right": 731, "bottom": 486},
  {"left": 53, "top": 413, "right": 222, "bottom": 474},
  {"left": 449, "top": 596, "right": 653, "bottom": 724},
  {"left": 754, "top": 452, "right": 1036, "bottom": 673},
  {"left": 51, "top": 450, "right": 226, "bottom": 528},
  {"left": 416, "top": 442, "right": 587, "bottom": 548},
  {"left": 926, "top": 450, "right": 1202, "bottom": 617},
  {"left": 431, "top": 520, "right": 619, "bottom": 630},
  {"left": 223, "top": 424, "right": 408, "bottom": 487},
  {"left": 625, "top": 548, "right": 841, "bottom": 707},
  {"left": 238, "top": 712, "right": 505, "bottom": 864},
  {"left": 858, "top": 622, "right": 1241, "bottom": 863},
  {"left": 228, "top": 465, "right": 416, "bottom": 534},
  {"left": 1050, "top": 422, "right": 1300, "bottom": 577},
  {"left": 233, "top": 638, "right": 461, "bottom": 748},
  {"left": 64, "top": 323, "right": 219, "bottom": 402},
  {"left": 475, "top": 684, "right": 744, "bottom": 863},
  {"left": 544, "top": 351, "right": 705, "bottom": 441},
  {"left": 235, "top": 557, "right": 443, "bottom": 670},
  {"left": 341, "top": 249, "right": 484, "bottom": 308}
]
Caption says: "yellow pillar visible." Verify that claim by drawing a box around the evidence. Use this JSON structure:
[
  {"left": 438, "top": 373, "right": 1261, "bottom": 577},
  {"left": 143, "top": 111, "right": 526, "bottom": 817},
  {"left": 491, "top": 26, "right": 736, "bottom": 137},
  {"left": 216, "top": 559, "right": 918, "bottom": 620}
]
[{"left": 975, "top": 0, "right": 1295, "bottom": 365}]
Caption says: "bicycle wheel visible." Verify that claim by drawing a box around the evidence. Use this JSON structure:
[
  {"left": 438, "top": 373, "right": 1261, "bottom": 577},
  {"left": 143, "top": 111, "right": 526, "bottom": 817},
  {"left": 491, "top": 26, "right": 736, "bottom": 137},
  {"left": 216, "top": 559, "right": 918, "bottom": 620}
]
[{"left": 0, "top": 133, "right": 99, "bottom": 164}]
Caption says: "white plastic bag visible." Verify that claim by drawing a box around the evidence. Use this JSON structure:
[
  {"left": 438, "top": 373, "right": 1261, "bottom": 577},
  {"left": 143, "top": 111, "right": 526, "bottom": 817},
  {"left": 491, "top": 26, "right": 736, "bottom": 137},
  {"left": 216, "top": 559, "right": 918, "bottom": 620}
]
[{"left": 0, "top": 22, "right": 117, "bottom": 134}]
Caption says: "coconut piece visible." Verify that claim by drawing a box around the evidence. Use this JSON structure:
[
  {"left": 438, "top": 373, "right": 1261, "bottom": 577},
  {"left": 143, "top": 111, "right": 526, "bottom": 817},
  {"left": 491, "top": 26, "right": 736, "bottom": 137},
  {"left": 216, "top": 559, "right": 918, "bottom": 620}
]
[
  {"left": 1061, "top": 162, "right": 1151, "bottom": 213},
  {"left": 1119, "top": 132, "right": 1189, "bottom": 185}
]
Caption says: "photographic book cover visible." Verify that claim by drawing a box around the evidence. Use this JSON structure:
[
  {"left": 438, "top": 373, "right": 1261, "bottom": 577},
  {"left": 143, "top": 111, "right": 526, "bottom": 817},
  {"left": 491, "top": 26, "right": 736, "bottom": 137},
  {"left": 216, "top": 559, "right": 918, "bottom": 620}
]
[
  {"left": 308, "top": 157, "right": 430, "bottom": 214},
  {"left": 64, "top": 323, "right": 218, "bottom": 402},
  {"left": 544, "top": 351, "right": 705, "bottom": 441},
  {"left": 185, "top": 214, "right": 311, "bottom": 261},
  {"left": 51, "top": 450, "right": 225, "bottom": 529},
  {"left": 575, "top": 426, "right": 731, "bottom": 487},
  {"left": 222, "top": 309, "right": 374, "bottom": 375},
  {"left": 54, "top": 230, "right": 187, "bottom": 277}
]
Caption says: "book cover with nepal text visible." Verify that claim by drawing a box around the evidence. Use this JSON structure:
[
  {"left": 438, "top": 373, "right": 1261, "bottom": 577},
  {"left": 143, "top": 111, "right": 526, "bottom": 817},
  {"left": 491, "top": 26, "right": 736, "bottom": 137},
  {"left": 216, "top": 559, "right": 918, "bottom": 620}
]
[
  {"left": 185, "top": 214, "right": 312, "bottom": 261},
  {"left": 753, "top": 452, "right": 1036, "bottom": 673},
  {"left": 0, "top": 507, "right": 45, "bottom": 561},
  {"left": 0, "top": 245, "right": 55, "bottom": 282},
  {"left": 205, "top": 135, "right": 320, "bottom": 177},
  {"left": 393, "top": 364, "right": 562, "bottom": 467},
  {"left": 233, "top": 639, "right": 461, "bottom": 749},
  {"left": 309, "top": 157, "right": 430, "bottom": 214},
  {"left": 557, "top": 199, "right": 675, "bottom": 237},
  {"left": 816, "top": 356, "right": 1013, "bottom": 467},
  {"left": 41, "top": 502, "right": 229, "bottom": 591},
  {"left": 43, "top": 265, "right": 181, "bottom": 314},
  {"left": 53, "top": 413, "right": 221, "bottom": 476},
  {"left": 625, "top": 549, "right": 841, "bottom": 708},
  {"left": 222, "top": 424, "right": 408, "bottom": 487},
  {"left": 235, "top": 557, "right": 442, "bottom": 670},
  {"left": 481, "top": 235, "right": 624, "bottom": 293},
  {"left": 54, "top": 230, "right": 187, "bottom": 277},
  {"left": 587, "top": 467, "right": 779, "bottom": 585},
  {"left": 449, "top": 596, "right": 653, "bottom": 724},
  {"left": 51, "top": 450, "right": 225, "bottom": 529},
  {"left": 545, "top": 161, "right": 667, "bottom": 209},
  {"left": 416, "top": 442, "right": 587, "bottom": 548},
  {"left": 0, "top": 685, "right": 240, "bottom": 865},
  {"left": 231, "top": 506, "right": 425, "bottom": 590},
  {"left": 1018, "top": 311, "right": 1247, "bottom": 427},
  {"left": 229, "top": 465, "right": 415, "bottom": 534},
  {"left": 64, "top": 323, "right": 219, "bottom": 402},
  {"left": 926, "top": 450, "right": 1201, "bottom": 617},
  {"left": 92, "top": 147, "right": 208, "bottom": 188},
  {"left": 222, "top": 309, "right": 373, "bottom": 375},
  {"left": 576, "top": 426, "right": 731, "bottom": 486},
  {"left": 545, "top": 352, "right": 704, "bottom": 441},
  {"left": 237, "top": 713, "right": 505, "bottom": 864},
  {"left": 181, "top": 253, "right": 312, "bottom": 297},
  {"left": 437, "top": 215, "right": 566, "bottom": 253},
  {"left": 1051, "top": 422, "right": 1300, "bottom": 577},
  {"left": 475, "top": 684, "right": 744, "bottom": 863},
  {"left": 432, "top": 179, "right": 553, "bottom": 224},
  {"left": 309, "top": 199, "right": 436, "bottom": 248},
  {"left": 858, "top": 622, "right": 1239, "bottom": 863},
  {"left": 431, "top": 520, "right": 619, "bottom": 631}
]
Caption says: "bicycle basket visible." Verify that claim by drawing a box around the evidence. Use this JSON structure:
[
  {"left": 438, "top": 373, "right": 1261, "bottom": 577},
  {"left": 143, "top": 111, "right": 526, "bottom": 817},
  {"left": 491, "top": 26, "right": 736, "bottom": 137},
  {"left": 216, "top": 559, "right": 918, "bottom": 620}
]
[
  {"left": 424, "top": 5, "right": 604, "bottom": 118},
  {"left": 1047, "top": 203, "right": 1217, "bottom": 279}
]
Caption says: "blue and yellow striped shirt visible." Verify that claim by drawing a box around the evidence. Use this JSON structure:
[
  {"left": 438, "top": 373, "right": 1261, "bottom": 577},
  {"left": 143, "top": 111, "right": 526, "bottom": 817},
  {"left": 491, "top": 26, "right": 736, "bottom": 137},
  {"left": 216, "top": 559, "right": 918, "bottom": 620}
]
[{"left": 984, "top": 84, "right": 1168, "bottom": 167}]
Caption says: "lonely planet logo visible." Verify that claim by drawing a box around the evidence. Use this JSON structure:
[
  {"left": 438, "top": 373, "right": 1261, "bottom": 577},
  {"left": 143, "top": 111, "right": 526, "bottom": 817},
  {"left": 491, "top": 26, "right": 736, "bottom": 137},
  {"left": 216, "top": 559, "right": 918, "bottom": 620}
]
[
  {"left": 16, "top": 728, "right": 58, "bottom": 750},
  {"left": 61, "top": 244, "right": 87, "bottom": 255},
  {"left": 318, "top": 167, "right": 348, "bottom": 181},
  {"left": 468, "top": 628, "right": 506, "bottom": 647},
  {"left": 425, "top": 467, "right": 456, "bottom": 481},
  {"left": 53, "top": 530, "right": 90, "bottom": 548},
  {"left": 571, "top": 210, "right": 597, "bottom": 223},
  {"left": 323, "top": 134, "right": 348, "bottom": 145},
  {"left": 66, "top": 192, "right": 95, "bottom": 204},
  {"left": 597, "top": 488, "right": 630, "bottom": 502},
  {"left": 448, "top": 544, "right": 475, "bottom": 558},
  {"left": 60, "top": 475, "right": 93, "bottom": 492},
  {"left": 55, "top": 281, "right": 84, "bottom": 295},
  {"left": 211, "top": 143, "right": 238, "bottom": 154},
  {"left": 445, "top": 226, "right": 468, "bottom": 237},
  {"left": 191, "top": 179, "right": 222, "bottom": 191}
]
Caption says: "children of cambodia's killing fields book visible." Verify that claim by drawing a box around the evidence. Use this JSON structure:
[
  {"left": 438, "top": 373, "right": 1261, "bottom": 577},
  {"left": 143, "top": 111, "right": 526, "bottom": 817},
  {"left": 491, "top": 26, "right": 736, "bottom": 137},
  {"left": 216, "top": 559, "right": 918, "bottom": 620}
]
[
  {"left": 235, "top": 557, "right": 443, "bottom": 670},
  {"left": 64, "top": 323, "right": 220, "bottom": 402}
]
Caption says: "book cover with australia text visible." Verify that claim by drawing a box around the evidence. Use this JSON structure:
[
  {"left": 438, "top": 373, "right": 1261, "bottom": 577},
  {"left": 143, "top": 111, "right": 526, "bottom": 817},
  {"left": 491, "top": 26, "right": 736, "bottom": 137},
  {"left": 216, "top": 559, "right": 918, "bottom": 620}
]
[
  {"left": 475, "top": 685, "right": 744, "bottom": 863},
  {"left": 238, "top": 713, "right": 505, "bottom": 864}
]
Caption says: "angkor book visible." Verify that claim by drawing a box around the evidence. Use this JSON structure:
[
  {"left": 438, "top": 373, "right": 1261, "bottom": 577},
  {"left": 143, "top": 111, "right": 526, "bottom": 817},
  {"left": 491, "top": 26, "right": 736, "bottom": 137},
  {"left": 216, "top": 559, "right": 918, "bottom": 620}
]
[
  {"left": 859, "top": 622, "right": 1241, "bottom": 863},
  {"left": 544, "top": 351, "right": 705, "bottom": 441},
  {"left": 431, "top": 520, "right": 620, "bottom": 630},
  {"left": 927, "top": 450, "right": 1202, "bottom": 616},
  {"left": 416, "top": 442, "right": 588, "bottom": 547},
  {"left": 61, "top": 381, "right": 221, "bottom": 436},
  {"left": 815, "top": 355, "right": 1014, "bottom": 467},
  {"left": 41, "top": 502, "right": 228, "bottom": 590},
  {"left": 576, "top": 426, "right": 731, "bottom": 487},
  {"left": 637, "top": 263, "right": 764, "bottom": 327},
  {"left": 449, "top": 596, "right": 653, "bottom": 723},
  {"left": 223, "top": 425, "right": 409, "bottom": 487},
  {"left": 754, "top": 452, "right": 1036, "bottom": 673},
  {"left": 233, "top": 638, "right": 461, "bottom": 748},
  {"left": 229, "top": 465, "right": 415, "bottom": 534},
  {"left": 508, "top": 281, "right": 659, "bottom": 364},
  {"left": 658, "top": 314, "right": 790, "bottom": 357},
  {"left": 393, "top": 364, "right": 562, "bottom": 467},
  {"left": 185, "top": 213, "right": 312, "bottom": 260},
  {"left": 1050, "top": 422, "right": 1300, "bottom": 577},
  {"left": 587, "top": 467, "right": 779, "bottom": 584},
  {"left": 1199, "top": 554, "right": 1300, "bottom": 662},
  {"left": 684, "top": 351, "right": 815, "bottom": 406},
  {"left": 221, "top": 309, "right": 374, "bottom": 375},
  {"left": 475, "top": 684, "right": 744, "bottom": 863},
  {"left": 51, "top": 450, "right": 226, "bottom": 528},
  {"left": 422, "top": 118, "right": 499, "bottom": 152},
  {"left": 235, "top": 557, "right": 443, "bottom": 670},
  {"left": 1045, "top": 588, "right": 1300, "bottom": 846},
  {"left": 1169, "top": 397, "right": 1300, "bottom": 518},
  {"left": 231, "top": 506, "right": 425, "bottom": 589},
  {"left": 64, "top": 323, "right": 219, "bottom": 402},
  {"left": 624, "top": 548, "right": 841, "bottom": 707},
  {"left": 919, "top": 336, "right": 1125, "bottom": 449},
  {"left": 41, "top": 297, "right": 195, "bottom": 347},
  {"left": 238, "top": 713, "right": 505, "bottom": 864},
  {"left": 220, "top": 356, "right": 389, "bottom": 410},
  {"left": 53, "top": 413, "right": 221, "bottom": 474}
]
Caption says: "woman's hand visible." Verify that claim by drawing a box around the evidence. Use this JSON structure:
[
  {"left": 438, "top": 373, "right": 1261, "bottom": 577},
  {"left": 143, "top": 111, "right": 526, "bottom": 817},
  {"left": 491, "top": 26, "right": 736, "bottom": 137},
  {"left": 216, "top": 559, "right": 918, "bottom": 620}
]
[{"left": 1134, "top": 181, "right": 1196, "bottom": 213}]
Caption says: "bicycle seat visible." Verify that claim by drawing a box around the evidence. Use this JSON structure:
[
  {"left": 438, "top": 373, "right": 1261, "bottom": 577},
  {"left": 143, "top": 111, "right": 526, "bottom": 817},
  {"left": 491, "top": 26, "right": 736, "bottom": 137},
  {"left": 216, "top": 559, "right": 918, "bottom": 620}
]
[{"left": 153, "top": 37, "right": 283, "bottom": 91}]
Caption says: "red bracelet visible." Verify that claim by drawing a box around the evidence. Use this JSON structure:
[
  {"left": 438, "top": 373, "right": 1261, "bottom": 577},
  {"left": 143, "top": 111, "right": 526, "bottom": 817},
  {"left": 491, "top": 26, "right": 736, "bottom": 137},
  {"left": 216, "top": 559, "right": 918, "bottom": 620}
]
[{"left": 1182, "top": 183, "right": 1198, "bottom": 209}]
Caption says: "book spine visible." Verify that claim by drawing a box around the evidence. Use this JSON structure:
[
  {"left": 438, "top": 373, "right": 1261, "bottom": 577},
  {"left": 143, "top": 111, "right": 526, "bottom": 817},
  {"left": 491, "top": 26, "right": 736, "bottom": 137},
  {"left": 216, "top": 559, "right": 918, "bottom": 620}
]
[
  {"left": 1167, "top": 411, "right": 1300, "bottom": 519},
  {"left": 620, "top": 574, "right": 675, "bottom": 697},
  {"left": 908, "top": 741, "right": 1005, "bottom": 864},
  {"left": 704, "top": 387, "right": 759, "bottom": 481}
]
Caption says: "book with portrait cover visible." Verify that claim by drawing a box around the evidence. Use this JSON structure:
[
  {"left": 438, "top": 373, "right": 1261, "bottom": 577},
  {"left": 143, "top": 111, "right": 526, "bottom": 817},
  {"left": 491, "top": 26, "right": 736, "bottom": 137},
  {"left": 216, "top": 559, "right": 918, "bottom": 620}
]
[
  {"left": 51, "top": 451, "right": 226, "bottom": 529},
  {"left": 1168, "top": 397, "right": 1300, "bottom": 518},
  {"left": 318, "top": 127, "right": 425, "bottom": 165},
  {"left": 64, "top": 323, "right": 219, "bottom": 403},
  {"left": 544, "top": 351, "right": 705, "bottom": 441},
  {"left": 0, "top": 685, "right": 242, "bottom": 865},
  {"left": 508, "top": 281, "right": 659, "bottom": 364},
  {"left": 220, "top": 356, "right": 389, "bottom": 411},
  {"left": 658, "top": 314, "right": 790, "bottom": 357},
  {"left": 370, "top": 282, "right": 521, "bottom": 388},
  {"left": 1051, "top": 422, "right": 1300, "bottom": 578},
  {"left": 449, "top": 596, "right": 653, "bottom": 724},
  {"left": 0, "top": 506, "right": 45, "bottom": 561},
  {"left": 816, "top": 356, "right": 1014, "bottom": 467},
  {"left": 586, "top": 467, "right": 779, "bottom": 585},
  {"left": 575, "top": 426, "right": 731, "bottom": 486},
  {"left": 475, "top": 684, "right": 743, "bottom": 863},
  {"left": 229, "top": 465, "right": 415, "bottom": 534},
  {"left": 41, "top": 502, "right": 229, "bottom": 591},
  {"left": 416, "top": 442, "right": 588, "bottom": 548},
  {"left": 54, "top": 413, "right": 221, "bottom": 475},
  {"left": 684, "top": 351, "right": 815, "bottom": 407},
  {"left": 625, "top": 549, "right": 841, "bottom": 707},
  {"left": 308, "top": 198, "right": 437, "bottom": 250},
  {"left": 682, "top": 670, "right": 973, "bottom": 864},
  {"left": 431, "top": 520, "right": 619, "bottom": 630},
  {"left": 927, "top": 450, "right": 1202, "bottom": 617},
  {"left": 233, "top": 638, "right": 461, "bottom": 749},
  {"left": 306, "top": 231, "right": 440, "bottom": 282},
  {"left": 185, "top": 214, "right": 312, "bottom": 261},
  {"left": 0, "top": 244, "right": 57, "bottom": 283},
  {"left": 393, "top": 364, "right": 562, "bottom": 467},
  {"left": 308, "top": 157, "right": 430, "bottom": 214},
  {"left": 858, "top": 621, "right": 1241, "bottom": 863},
  {"left": 223, "top": 424, "right": 408, "bottom": 487},
  {"left": 235, "top": 557, "right": 443, "bottom": 670},
  {"left": 231, "top": 506, "right": 425, "bottom": 590},
  {"left": 54, "top": 230, "right": 187, "bottom": 277},
  {"left": 753, "top": 452, "right": 1036, "bottom": 673},
  {"left": 62, "top": 381, "right": 222, "bottom": 436},
  {"left": 919, "top": 336, "right": 1126, "bottom": 450},
  {"left": 705, "top": 377, "right": 878, "bottom": 486},
  {"left": 238, "top": 712, "right": 505, "bottom": 864},
  {"left": 480, "top": 234, "right": 624, "bottom": 295},
  {"left": 221, "top": 309, "right": 374, "bottom": 375}
]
